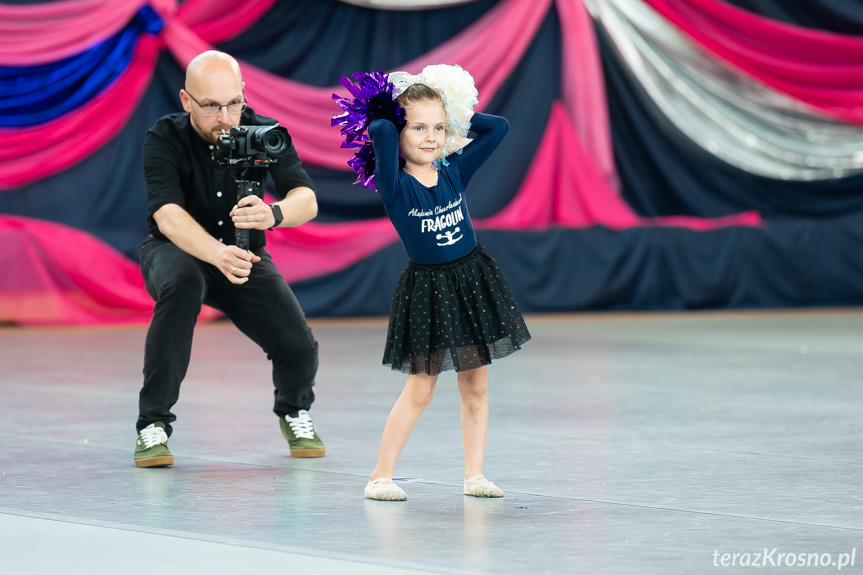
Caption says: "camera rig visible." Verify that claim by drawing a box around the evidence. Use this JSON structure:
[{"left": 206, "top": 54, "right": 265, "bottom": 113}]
[{"left": 213, "top": 124, "right": 289, "bottom": 249}]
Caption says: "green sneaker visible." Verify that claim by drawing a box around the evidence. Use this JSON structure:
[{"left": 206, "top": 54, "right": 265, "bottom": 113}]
[
  {"left": 279, "top": 410, "right": 325, "bottom": 458},
  {"left": 134, "top": 422, "right": 173, "bottom": 468}
]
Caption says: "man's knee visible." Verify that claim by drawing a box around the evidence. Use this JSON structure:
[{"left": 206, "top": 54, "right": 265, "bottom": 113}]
[{"left": 151, "top": 267, "right": 206, "bottom": 305}]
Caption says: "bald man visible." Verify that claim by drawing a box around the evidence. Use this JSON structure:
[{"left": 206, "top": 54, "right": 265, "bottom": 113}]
[{"left": 134, "top": 51, "right": 324, "bottom": 467}]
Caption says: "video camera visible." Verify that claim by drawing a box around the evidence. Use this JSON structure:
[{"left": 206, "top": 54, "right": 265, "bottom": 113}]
[
  {"left": 213, "top": 124, "right": 289, "bottom": 168},
  {"left": 212, "top": 124, "right": 290, "bottom": 250}
]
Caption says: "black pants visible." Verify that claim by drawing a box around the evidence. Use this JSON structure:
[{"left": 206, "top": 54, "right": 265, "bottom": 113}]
[{"left": 136, "top": 237, "right": 318, "bottom": 435}]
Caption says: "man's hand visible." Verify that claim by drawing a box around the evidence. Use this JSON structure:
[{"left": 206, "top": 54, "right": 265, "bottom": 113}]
[
  {"left": 153, "top": 203, "right": 263, "bottom": 285},
  {"left": 217, "top": 244, "right": 261, "bottom": 284},
  {"left": 231, "top": 195, "right": 275, "bottom": 230}
]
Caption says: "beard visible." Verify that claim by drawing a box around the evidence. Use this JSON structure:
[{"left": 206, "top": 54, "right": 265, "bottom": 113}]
[{"left": 191, "top": 115, "right": 234, "bottom": 145}]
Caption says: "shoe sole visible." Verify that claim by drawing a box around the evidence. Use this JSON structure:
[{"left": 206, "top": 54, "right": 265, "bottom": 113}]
[
  {"left": 289, "top": 448, "right": 326, "bottom": 458},
  {"left": 365, "top": 492, "right": 407, "bottom": 501},
  {"left": 464, "top": 489, "right": 504, "bottom": 497},
  {"left": 280, "top": 426, "right": 326, "bottom": 458},
  {"left": 134, "top": 455, "right": 174, "bottom": 468}
]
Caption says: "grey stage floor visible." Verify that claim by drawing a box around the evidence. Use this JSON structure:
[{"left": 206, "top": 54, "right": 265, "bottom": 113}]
[{"left": 1, "top": 310, "right": 861, "bottom": 574}]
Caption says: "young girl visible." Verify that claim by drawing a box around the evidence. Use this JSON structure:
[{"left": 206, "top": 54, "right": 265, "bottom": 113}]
[{"left": 333, "top": 64, "right": 530, "bottom": 501}]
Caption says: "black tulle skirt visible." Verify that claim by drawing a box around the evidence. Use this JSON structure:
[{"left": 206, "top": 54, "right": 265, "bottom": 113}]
[{"left": 383, "top": 243, "right": 531, "bottom": 375}]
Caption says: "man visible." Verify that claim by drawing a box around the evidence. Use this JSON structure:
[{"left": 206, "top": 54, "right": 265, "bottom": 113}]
[{"left": 134, "top": 50, "right": 324, "bottom": 467}]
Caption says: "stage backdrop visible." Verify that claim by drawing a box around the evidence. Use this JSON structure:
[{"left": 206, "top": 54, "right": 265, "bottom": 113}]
[{"left": 1, "top": 0, "right": 862, "bottom": 325}]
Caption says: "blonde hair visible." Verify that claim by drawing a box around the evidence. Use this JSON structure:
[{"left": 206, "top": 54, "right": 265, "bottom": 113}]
[{"left": 397, "top": 83, "right": 444, "bottom": 110}]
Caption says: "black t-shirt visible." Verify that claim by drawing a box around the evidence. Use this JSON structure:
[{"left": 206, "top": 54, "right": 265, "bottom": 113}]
[{"left": 142, "top": 107, "right": 314, "bottom": 250}]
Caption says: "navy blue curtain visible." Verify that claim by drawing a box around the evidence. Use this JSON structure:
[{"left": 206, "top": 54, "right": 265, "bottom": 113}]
[
  {"left": 292, "top": 214, "right": 863, "bottom": 316},
  {"left": 724, "top": 0, "right": 863, "bottom": 35},
  {"left": 220, "top": 0, "right": 498, "bottom": 84}
]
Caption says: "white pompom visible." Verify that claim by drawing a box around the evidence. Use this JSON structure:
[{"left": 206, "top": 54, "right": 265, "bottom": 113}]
[
  {"left": 388, "top": 64, "right": 479, "bottom": 160},
  {"left": 417, "top": 64, "right": 478, "bottom": 158}
]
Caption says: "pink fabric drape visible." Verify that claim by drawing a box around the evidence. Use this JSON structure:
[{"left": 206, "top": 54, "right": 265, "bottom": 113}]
[
  {"left": 178, "top": 0, "right": 279, "bottom": 44},
  {"left": 0, "top": 0, "right": 270, "bottom": 61},
  {"left": 555, "top": 0, "right": 616, "bottom": 188},
  {"left": 0, "top": 0, "right": 148, "bottom": 65},
  {"left": 267, "top": 218, "right": 399, "bottom": 284},
  {"left": 643, "top": 0, "right": 863, "bottom": 124},
  {"left": 479, "top": 102, "right": 761, "bottom": 231},
  {"left": 399, "top": 0, "right": 553, "bottom": 107},
  {"left": 481, "top": 102, "right": 640, "bottom": 229},
  {"left": 0, "top": 0, "right": 275, "bottom": 65},
  {"left": 0, "top": 215, "right": 219, "bottom": 325}
]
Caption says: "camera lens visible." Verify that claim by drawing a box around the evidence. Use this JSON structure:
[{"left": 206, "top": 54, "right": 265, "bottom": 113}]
[
  {"left": 248, "top": 126, "right": 288, "bottom": 156},
  {"left": 263, "top": 131, "right": 286, "bottom": 154}
]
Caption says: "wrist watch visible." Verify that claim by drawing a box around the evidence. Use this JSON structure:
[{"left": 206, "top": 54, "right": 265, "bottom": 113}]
[{"left": 269, "top": 203, "right": 284, "bottom": 229}]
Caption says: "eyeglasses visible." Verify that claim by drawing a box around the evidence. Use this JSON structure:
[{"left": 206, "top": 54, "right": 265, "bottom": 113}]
[{"left": 185, "top": 91, "right": 247, "bottom": 117}]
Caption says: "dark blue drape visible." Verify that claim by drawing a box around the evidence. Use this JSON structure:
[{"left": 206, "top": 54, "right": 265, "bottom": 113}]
[
  {"left": 724, "top": 0, "right": 863, "bottom": 35},
  {"left": 291, "top": 214, "right": 863, "bottom": 316},
  {"left": 220, "top": 0, "right": 499, "bottom": 86}
]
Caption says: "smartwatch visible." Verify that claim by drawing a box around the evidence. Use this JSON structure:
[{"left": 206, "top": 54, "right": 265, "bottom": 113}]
[{"left": 269, "top": 204, "right": 284, "bottom": 229}]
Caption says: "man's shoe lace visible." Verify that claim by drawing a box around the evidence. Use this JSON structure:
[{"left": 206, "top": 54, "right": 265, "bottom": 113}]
[
  {"left": 139, "top": 424, "right": 168, "bottom": 449},
  {"left": 286, "top": 410, "right": 316, "bottom": 440}
]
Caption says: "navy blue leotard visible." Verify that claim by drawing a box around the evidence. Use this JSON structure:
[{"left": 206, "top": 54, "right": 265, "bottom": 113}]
[{"left": 369, "top": 113, "right": 508, "bottom": 264}]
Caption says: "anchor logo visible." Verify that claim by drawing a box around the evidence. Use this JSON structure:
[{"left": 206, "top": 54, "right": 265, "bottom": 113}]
[{"left": 436, "top": 227, "right": 463, "bottom": 246}]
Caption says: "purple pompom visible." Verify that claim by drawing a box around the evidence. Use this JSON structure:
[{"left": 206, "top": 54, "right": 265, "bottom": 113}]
[{"left": 332, "top": 71, "right": 406, "bottom": 190}]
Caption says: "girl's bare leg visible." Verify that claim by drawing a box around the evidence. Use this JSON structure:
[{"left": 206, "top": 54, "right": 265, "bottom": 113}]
[
  {"left": 457, "top": 365, "right": 502, "bottom": 497},
  {"left": 457, "top": 365, "right": 489, "bottom": 479},
  {"left": 370, "top": 372, "right": 438, "bottom": 481}
]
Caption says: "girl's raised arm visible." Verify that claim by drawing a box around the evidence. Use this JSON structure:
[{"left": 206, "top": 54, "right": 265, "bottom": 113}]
[
  {"left": 457, "top": 113, "right": 509, "bottom": 185},
  {"left": 369, "top": 119, "right": 401, "bottom": 203}
]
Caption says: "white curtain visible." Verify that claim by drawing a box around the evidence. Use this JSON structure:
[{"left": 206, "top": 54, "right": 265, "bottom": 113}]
[{"left": 586, "top": 0, "right": 863, "bottom": 181}]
